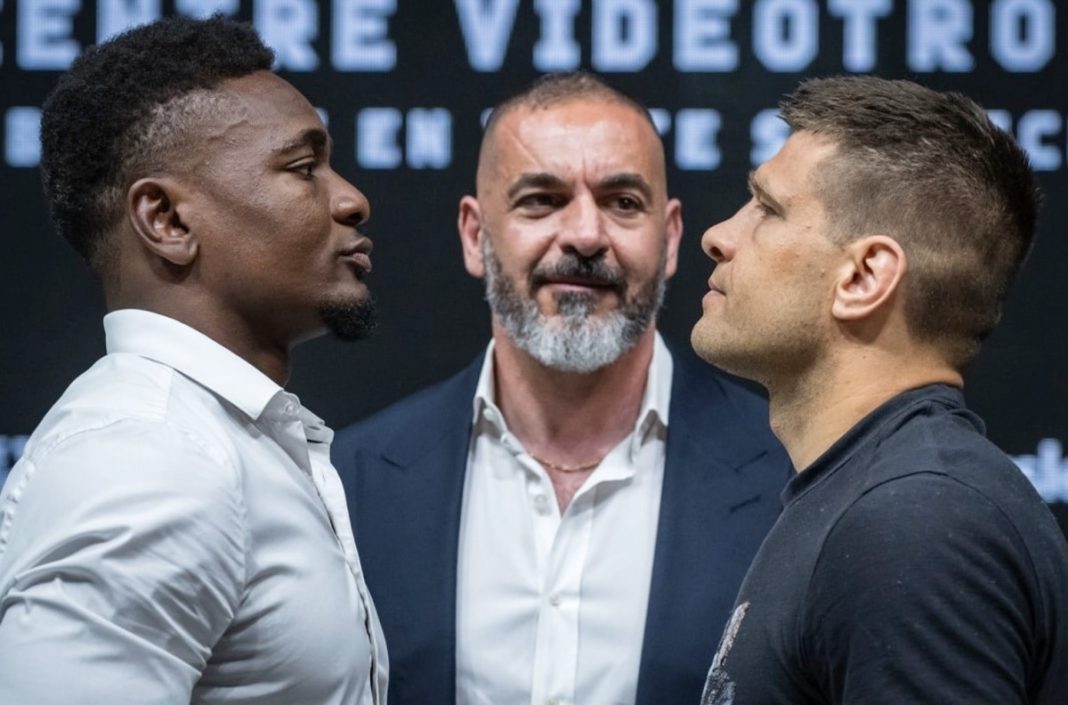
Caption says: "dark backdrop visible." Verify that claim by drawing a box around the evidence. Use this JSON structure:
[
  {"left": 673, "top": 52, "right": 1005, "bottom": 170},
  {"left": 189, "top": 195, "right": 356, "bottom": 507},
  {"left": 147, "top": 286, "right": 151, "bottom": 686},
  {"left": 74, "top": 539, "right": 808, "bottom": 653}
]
[{"left": 1, "top": 0, "right": 1065, "bottom": 531}]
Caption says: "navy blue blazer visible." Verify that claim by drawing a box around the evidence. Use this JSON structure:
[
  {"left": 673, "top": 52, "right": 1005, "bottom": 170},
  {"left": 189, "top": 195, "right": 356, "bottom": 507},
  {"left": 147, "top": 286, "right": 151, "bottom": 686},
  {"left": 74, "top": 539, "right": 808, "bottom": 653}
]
[{"left": 332, "top": 347, "right": 791, "bottom": 705}]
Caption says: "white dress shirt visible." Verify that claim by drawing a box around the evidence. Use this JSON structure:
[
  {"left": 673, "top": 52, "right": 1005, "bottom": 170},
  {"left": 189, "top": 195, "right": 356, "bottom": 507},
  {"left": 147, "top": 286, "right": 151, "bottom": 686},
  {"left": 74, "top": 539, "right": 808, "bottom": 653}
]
[
  {"left": 456, "top": 334, "right": 673, "bottom": 705},
  {"left": 0, "top": 309, "right": 388, "bottom": 705}
]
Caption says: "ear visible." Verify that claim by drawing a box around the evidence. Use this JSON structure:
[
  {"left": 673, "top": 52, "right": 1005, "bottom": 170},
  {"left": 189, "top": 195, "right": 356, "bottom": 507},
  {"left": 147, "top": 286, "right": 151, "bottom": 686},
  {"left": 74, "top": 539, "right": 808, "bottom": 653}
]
[
  {"left": 458, "top": 195, "right": 486, "bottom": 278},
  {"left": 127, "top": 177, "right": 198, "bottom": 267},
  {"left": 831, "top": 235, "right": 906, "bottom": 322},
  {"left": 662, "top": 197, "right": 683, "bottom": 279}
]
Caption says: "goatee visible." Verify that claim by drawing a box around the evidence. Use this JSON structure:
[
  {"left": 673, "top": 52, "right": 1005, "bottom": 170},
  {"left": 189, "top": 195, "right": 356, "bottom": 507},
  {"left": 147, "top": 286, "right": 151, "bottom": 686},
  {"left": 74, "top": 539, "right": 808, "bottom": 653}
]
[{"left": 320, "top": 297, "right": 378, "bottom": 341}]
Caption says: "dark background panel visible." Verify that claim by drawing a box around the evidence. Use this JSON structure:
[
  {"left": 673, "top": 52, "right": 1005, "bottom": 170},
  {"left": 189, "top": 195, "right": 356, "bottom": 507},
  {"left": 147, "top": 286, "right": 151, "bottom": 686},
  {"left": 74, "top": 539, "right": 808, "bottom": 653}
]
[{"left": 1, "top": 1, "right": 1065, "bottom": 526}]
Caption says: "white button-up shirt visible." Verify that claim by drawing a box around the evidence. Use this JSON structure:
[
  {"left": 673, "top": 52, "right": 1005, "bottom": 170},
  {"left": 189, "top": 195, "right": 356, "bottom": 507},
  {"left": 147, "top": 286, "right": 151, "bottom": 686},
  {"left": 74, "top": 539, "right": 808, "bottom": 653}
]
[
  {"left": 456, "top": 334, "right": 672, "bottom": 705},
  {"left": 0, "top": 309, "right": 388, "bottom": 705}
]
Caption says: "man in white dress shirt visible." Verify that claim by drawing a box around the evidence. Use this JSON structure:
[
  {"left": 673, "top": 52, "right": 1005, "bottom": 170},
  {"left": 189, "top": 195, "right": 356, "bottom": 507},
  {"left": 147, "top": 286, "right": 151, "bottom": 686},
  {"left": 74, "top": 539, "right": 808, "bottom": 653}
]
[
  {"left": 333, "top": 73, "right": 790, "bottom": 705},
  {"left": 0, "top": 16, "right": 387, "bottom": 704}
]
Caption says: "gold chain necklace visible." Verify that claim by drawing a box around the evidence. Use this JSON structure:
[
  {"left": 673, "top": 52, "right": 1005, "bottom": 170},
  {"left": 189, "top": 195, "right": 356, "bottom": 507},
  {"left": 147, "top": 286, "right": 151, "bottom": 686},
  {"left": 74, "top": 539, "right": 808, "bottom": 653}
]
[{"left": 529, "top": 452, "right": 603, "bottom": 474}]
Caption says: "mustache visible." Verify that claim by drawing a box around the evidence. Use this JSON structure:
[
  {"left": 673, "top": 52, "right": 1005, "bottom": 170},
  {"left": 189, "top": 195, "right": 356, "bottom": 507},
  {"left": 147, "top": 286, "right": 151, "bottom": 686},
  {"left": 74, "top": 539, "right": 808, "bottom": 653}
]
[{"left": 529, "top": 254, "right": 627, "bottom": 295}]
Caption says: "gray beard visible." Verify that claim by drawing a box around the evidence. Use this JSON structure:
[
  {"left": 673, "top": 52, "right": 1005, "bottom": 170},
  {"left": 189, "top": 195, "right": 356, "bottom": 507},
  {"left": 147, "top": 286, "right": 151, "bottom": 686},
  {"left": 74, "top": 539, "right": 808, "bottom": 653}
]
[{"left": 482, "top": 237, "right": 665, "bottom": 373}]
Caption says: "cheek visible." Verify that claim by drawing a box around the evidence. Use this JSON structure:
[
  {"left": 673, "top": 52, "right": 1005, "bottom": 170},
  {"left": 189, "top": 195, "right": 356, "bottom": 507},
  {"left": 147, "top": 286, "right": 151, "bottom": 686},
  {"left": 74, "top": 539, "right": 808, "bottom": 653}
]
[
  {"left": 495, "top": 236, "right": 546, "bottom": 276},
  {"left": 617, "top": 233, "right": 666, "bottom": 271}
]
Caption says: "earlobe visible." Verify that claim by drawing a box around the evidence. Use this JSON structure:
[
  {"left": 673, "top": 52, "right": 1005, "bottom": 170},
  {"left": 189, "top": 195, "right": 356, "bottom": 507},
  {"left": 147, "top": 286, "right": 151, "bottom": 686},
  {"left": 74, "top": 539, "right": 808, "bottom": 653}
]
[
  {"left": 128, "top": 178, "right": 198, "bottom": 267},
  {"left": 458, "top": 195, "right": 486, "bottom": 278},
  {"left": 831, "top": 236, "right": 906, "bottom": 321}
]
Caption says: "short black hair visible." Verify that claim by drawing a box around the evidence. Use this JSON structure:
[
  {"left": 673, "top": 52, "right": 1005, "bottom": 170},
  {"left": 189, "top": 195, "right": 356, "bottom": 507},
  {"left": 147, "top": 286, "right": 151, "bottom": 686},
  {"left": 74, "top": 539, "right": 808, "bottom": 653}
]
[
  {"left": 40, "top": 15, "right": 274, "bottom": 266},
  {"left": 780, "top": 76, "right": 1039, "bottom": 368}
]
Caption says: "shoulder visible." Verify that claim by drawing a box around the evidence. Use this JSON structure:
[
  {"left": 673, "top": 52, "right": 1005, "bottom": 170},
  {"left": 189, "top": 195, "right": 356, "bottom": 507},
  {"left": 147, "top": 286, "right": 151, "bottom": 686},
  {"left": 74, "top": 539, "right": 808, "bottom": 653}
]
[
  {"left": 799, "top": 472, "right": 1065, "bottom": 701},
  {"left": 7, "top": 357, "right": 247, "bottom": 552},
  {"left": 821, "top": 472, "right": 1026, "bottom": 569},
  {"left": 867, "top": 398, "right": 1060, "bottom": 541},
  {"left": 0, "top": 416, "right": 248, "bottom": 612},
  {"left": 0, "top": 417, "right": 248, "bottom": 691},
  {"left": 806, "top": 471, "right": 1052, "bottom": 642},
  {"left": 6, "top": 416, "right": 244, "bottom": 541},
  {"left": 806, "top": 394, "right": 1068, "bottom": 633},
  {"left": 832, "top": 444, "right": 1068, "bottom": 615},
  {"left": 26, "top": 352, "right": 241, "bottom": 469},
  {"left": 333, "top": 354, "right": 483, "bottom": 460}
]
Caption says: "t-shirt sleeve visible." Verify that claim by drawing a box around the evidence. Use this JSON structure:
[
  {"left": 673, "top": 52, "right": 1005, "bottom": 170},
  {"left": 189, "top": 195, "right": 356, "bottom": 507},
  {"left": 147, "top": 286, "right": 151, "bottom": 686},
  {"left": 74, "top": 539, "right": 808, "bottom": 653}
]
[
  {"left": 804, "top": 472, "right": 1040, "bottom": 704},
  {"left": 0, "top": 419, "right": 247, "bottom": 705}
]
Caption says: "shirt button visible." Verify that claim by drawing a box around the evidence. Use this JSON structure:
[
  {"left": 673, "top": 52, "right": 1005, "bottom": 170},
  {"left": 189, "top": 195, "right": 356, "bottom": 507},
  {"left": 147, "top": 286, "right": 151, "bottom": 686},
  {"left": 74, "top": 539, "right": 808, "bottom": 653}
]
[
  {"left": 548, "top": 593, "right": 561, "bottom": 607},
  {"left": 533, "top": 493, "right": 548, "bottom": 506},
  {"left": 283, "top": 401, "right": 297, "bottom": 415}
]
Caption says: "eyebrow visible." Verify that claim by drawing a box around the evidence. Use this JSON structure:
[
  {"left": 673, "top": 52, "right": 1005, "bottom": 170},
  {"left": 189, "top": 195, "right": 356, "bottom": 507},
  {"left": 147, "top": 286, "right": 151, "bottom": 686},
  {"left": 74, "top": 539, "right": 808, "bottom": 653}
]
[
  {"left": 506, "top": 172, "right": 567, "bottom": 200},
  {"left": 273, "top": 128, "right": 330, "bottom": 158},
  {"left": 505, "top": 172, "right": 655, "bottom": 202},
  {"left": 598, "top": 173, "right": 654, "bottom": 202},
  {"left": 747, "top": 170, "right": 784, "bottom": 212}
]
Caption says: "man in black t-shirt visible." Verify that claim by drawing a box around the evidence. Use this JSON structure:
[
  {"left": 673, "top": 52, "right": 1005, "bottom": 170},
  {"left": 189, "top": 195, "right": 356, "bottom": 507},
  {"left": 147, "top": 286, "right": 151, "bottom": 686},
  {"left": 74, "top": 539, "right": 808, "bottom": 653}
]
[{"left": 690, "top": 76, "right": 1068, "bottom": 704}]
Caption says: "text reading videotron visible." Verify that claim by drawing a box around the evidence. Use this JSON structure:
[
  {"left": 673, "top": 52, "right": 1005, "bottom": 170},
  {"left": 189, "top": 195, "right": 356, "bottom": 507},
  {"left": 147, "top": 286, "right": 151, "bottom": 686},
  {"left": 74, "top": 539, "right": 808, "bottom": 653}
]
[{"left": 4, "top": 0, "right": 1060, "bottom": 74}]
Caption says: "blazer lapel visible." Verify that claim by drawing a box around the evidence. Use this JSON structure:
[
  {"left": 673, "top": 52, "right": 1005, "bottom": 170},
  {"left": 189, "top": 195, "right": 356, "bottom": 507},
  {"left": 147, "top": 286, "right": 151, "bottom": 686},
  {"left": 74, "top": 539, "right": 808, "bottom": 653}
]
[
  {"left": 354, "top": 358, "right": 482, "bottom": 705},
  {"left": 636, "top": 352, "right": 785, "bottom": 705}
]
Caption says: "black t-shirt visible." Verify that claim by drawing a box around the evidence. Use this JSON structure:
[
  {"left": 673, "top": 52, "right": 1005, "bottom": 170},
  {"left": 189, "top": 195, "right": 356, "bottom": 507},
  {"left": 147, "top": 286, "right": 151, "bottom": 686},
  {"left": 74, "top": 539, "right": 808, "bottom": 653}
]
[{"left": 701, "top": 385, "right": 1068, "bottom": 705}]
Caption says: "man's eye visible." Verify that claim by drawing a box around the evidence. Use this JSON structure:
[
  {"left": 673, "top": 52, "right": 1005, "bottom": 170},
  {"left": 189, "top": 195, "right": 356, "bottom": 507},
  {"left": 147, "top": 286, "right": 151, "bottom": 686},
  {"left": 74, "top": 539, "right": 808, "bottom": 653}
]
[
  {"left": 753, "top": 199, "right": 776, "bottom": 218},
  {"left": 615, "top": 195, "right": 642, "bottom": 211},
  {"left": 517, "top": 193, "right": 561, "bottom": 209},
  {"left": 291, "top": 160, "right": 318, "bottom": 178}
]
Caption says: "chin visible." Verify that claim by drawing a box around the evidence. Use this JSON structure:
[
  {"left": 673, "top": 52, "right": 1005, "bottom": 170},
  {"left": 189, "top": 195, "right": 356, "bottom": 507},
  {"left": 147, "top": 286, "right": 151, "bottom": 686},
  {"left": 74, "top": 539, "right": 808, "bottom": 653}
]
[
  {"left": 320, "top": 296, "right": 378, "bottom": 341},
  {"left": 692, "top": 328, "right": 757, "bottom": 379},
  {"left": 690, "top": 321, "right": 720, "bottom": 361}
]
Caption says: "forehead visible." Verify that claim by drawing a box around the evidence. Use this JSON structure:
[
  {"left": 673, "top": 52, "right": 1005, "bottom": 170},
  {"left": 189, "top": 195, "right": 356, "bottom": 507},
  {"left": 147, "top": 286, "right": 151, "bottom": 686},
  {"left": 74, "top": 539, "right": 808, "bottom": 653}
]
[
  {"left": 483, "top": 99, "right": 665, "bottom": 190},
  {"left": 198, "top": 71, "right": 325, "bottom": 155},
  {"left": 754, "top": 130, "right": 838, "bottom": 204}
]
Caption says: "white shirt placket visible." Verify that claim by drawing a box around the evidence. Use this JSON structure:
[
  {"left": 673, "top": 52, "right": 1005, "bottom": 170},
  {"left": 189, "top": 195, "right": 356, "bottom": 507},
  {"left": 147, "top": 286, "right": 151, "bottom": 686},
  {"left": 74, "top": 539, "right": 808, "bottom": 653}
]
[
  {"left": 272, "top": 398, "right": 384, "bottom": 705},
  {"left": 521, "top": 455, "right": 595, "bottom": 705}
]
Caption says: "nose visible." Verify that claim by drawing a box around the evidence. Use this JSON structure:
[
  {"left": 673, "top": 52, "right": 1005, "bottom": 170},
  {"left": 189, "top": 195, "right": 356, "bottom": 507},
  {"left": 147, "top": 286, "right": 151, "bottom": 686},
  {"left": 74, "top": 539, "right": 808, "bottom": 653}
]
[
  {"left": 701, "top": 208, "right": 742, "bottom": 263},
  {"left": 557, "top": 194, "right": 608, "bottom": 258},
  {"left": 331, "top": 172, "right": 371, "bottom": 229}
]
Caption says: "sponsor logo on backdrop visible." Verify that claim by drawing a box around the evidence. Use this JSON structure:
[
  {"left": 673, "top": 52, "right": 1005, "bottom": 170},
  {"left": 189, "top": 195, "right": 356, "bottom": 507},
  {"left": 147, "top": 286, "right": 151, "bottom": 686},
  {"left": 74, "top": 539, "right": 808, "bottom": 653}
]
[{"left": 1013, "top": 438, "right": 1068, "bottom": 504}]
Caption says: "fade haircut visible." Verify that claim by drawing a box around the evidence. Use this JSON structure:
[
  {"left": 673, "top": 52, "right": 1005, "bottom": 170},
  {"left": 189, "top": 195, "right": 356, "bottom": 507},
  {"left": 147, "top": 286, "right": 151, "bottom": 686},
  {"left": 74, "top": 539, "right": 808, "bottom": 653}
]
[
  {"left": 40, "top": 15, "right": 274, "bottom": 269},
  {"left": 478, "top": 72, "right": 661, "bottom": 180},
  {"left": 781, "top": 76, "right": 1039, "bottom": 369}
]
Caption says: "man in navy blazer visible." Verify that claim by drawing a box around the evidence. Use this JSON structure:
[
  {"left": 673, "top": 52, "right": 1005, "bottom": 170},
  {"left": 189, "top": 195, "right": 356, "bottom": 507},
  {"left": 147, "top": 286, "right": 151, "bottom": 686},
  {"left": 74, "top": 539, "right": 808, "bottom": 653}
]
[{"left": 333, "top": 73, "right": 790, "bottom": 705}]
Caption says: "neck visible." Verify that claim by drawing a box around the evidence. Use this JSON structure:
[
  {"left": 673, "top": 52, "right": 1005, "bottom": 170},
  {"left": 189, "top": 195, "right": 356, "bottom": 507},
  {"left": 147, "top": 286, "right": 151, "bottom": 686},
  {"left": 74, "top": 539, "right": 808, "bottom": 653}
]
[
  {"left": 491, "top": 322, "right": 656, "bottom": 465},
  {"left": 107, "top": 289, "right": 294, "bottom": 387},
  {"left": 105, "top": 240, "right": 298, "bottom": 387},
  {"left": 767, "top": 348, "right": 962, "bottom": 472}
]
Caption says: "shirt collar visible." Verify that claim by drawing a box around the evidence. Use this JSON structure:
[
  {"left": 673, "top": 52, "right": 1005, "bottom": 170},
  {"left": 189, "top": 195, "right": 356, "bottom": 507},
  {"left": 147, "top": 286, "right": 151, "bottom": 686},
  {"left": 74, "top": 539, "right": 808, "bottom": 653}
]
[
  {"left": 629, "top": 332, "right": 672, "bottom": 458},
  {"left": 104, "top": 309, "right": 284, "bottom": 422},
  {"left": 471, "top": 331, "right": 674, "bottom": 459},
  {"left": 781, "top": 383, "right": 968, "bottom": 506}
]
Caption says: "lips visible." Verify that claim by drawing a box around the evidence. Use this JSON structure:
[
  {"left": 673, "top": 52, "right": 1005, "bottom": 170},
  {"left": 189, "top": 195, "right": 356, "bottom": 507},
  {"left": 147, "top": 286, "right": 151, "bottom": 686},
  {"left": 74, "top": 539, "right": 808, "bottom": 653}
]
[
  {"left": 530, "top": 255, "right": 626, "bottom": 295},
  {"left": 339, "top": 238, "right": 373, "bottom": 274},
  {"left": 543, "top": 275, "right": 615, "bottom": 289}
]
